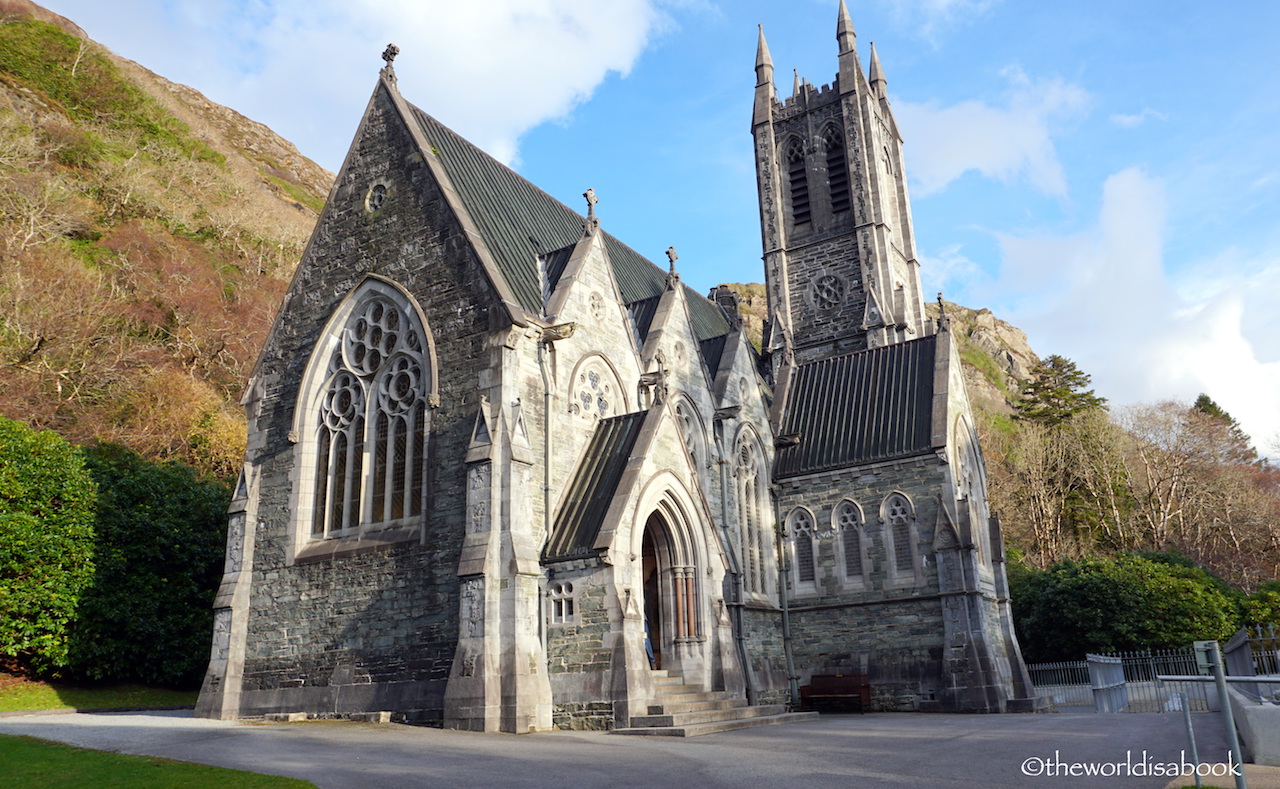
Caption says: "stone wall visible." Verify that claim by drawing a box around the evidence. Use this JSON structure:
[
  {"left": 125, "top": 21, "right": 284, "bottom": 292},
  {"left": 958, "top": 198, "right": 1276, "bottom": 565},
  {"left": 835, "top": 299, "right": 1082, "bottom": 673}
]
[
  {"left": 227, "top": 80, "right": 505, "bottom": 722},
  {"left": 774, "top": 456, "right": 949, "bottom": 710}
]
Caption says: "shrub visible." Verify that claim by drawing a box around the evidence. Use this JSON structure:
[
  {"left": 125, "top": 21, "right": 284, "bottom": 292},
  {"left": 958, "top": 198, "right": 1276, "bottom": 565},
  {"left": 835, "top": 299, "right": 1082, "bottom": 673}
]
[
  {"left": 70, "top": 443, "right": 229, "bottom": 686},
  {"left": 1010, "top": 554, "right": 1238, "bottom": 662},
  {"left": 0, "top": 417, "right": 97, "bottom": 673}
]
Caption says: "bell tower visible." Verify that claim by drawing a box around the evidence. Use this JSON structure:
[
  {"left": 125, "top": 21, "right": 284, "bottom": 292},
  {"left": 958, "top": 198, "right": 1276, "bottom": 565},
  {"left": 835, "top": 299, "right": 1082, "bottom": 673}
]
[{"left": 754, "top": 1, "right": 927, "bottom": 372}]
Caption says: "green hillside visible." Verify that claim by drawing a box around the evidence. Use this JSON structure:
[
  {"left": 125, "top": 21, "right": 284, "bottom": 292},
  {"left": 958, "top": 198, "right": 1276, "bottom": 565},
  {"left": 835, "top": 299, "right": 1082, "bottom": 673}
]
[{"left": 0, "top": 2, "right": 332, "bottom": 479}]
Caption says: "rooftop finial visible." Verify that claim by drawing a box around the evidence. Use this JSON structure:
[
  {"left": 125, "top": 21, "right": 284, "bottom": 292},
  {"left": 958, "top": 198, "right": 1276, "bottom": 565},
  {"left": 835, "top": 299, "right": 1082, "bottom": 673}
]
[
  {"left": 837, "top": 0, "right": 856, "bottom": 54},
  {"left": 583, "top": 188, "right": 600, "bottom": 235},
  {"left": 381, "top": 43, "right": 400, "bottom": 82},
  {"left": 869, "top": 42, "right": 887, "bottom": 97},
  {"left": 665, "top": 246, "right": 680, "bottom": 288},
  {"left": 755, "top": 25, "right": 774, "bottom": 87},
  {"left": 792, "top": 68, "right": 801, "bottom": 99}
]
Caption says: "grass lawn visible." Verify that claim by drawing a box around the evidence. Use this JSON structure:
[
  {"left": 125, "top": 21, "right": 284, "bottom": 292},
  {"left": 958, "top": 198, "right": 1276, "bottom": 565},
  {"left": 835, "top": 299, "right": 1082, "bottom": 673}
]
[
  {"left": 0, "top": 735, "right": 316, "bottom": 788},
  {"left": 0, "top": 678, "right": 196, "bottom": 713}
]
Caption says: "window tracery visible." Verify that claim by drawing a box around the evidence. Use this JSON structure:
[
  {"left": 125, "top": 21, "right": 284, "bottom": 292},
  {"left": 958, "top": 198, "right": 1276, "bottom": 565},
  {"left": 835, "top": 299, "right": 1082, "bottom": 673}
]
[
  {"left": 834, "top": 499, "right": 865, "bottom": 585},
  {"left": 569, "top": 361, "right": 617, "bottom": 420},
  {"left": 303, "top": 283, "right": 430, "bottom": 543},
  {"left": 885, "top": 493, "right": 917, "bottom": 577},
  {"left": 735, "top": 434, "right": 772, "bottom": 599},
  {"left": 788, "top": 507, "right": 818, "bottom": 594}
]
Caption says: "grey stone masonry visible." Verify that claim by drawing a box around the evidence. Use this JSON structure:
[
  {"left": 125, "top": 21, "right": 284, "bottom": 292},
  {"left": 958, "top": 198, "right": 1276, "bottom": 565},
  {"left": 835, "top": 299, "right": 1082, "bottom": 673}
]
[{"left": 196, "top": 6, "right": 1044, "bottom": 734}]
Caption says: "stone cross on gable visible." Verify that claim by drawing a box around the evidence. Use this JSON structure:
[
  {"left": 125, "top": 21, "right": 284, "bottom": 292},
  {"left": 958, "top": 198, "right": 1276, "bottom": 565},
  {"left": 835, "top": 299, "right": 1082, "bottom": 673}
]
[
  {"left": 665, "top": 246, "right": 680, "bottom": 288},
  {"left": 380, "top": 43, "right": 400, "bottom": 83}
]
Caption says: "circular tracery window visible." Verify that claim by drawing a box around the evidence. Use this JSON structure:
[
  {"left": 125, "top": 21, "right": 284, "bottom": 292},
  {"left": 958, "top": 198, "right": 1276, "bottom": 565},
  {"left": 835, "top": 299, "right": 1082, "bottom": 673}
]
[
  {"left": 344, "top": 296, "right": 404, "bottom": 375},
  {"left": 812, "top": 274, "right": 846, "bottom": 310},
  {"left": 366, "top": 183, "right": 388, "bottom": 212},
  {"left": 571, "top": 364, "right": 615, "bottom": 420}
]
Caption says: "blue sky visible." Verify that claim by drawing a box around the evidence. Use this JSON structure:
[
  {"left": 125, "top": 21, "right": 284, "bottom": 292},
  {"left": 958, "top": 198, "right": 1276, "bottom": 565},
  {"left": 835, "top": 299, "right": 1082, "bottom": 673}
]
[{"left": 40, "top": 0, "right": 1280, "bottom": 453}]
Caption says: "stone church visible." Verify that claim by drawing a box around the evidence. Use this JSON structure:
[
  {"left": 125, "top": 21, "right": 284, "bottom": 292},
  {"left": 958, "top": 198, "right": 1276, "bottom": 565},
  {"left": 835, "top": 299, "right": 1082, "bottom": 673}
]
[{"left": 197, "top": 3, "right": 1041, "bottom": 732}]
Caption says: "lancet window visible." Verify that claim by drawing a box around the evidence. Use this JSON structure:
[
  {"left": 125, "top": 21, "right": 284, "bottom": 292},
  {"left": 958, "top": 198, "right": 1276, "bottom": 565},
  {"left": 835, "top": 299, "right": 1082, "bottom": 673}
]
[
  {"left": 786, "top": 139, "right": 810, "bottom": 226},
  {"left": 735, "top": 433, "right": 772, "bottom": 599}
]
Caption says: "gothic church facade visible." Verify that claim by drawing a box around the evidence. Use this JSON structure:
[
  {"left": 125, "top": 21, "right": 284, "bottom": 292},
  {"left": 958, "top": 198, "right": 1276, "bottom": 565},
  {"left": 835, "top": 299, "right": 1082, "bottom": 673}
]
[{"left": 197, "top": 4, "right": 1040, "bottom": 731}]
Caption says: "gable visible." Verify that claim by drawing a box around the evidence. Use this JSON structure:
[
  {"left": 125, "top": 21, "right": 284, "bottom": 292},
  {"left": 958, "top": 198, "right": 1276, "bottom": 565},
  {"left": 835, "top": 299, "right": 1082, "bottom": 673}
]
[{"left": 408, "top": 106, "right": 729, "bottom": 341}]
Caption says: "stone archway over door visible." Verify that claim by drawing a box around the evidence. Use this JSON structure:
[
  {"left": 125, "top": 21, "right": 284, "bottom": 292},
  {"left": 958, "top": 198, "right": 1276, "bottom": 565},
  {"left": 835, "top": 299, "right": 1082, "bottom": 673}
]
[{"left": 640, "top": 510, "right": 701, "bottom": 677}]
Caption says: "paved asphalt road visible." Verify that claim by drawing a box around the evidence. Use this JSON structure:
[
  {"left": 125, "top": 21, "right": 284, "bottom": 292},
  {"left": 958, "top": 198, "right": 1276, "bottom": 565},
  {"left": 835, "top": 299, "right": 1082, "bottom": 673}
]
[{"left": 0, "top": 709, "right": 1235, "bottom": 788}]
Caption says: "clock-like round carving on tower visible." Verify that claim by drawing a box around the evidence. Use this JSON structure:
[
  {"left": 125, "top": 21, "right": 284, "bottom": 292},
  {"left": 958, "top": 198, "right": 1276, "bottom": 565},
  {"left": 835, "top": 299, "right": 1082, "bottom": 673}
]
[{"left": 811, "top": 274, "right": 846, "bottom": 310}]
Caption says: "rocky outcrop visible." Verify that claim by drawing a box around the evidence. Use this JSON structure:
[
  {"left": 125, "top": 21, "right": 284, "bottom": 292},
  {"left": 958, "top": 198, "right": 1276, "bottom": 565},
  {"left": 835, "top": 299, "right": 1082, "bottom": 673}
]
[{"left": 926, "top": 300, "right": 1038, "bottom": 415}]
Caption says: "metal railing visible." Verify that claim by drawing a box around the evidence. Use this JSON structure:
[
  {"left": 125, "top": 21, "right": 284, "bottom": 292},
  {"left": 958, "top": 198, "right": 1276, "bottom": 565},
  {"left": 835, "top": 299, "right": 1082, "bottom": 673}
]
[
  {"left": 1029, "top": 647, "right": 1213, "bottom": 712},
  {"left": 1223, "top": 625, "right": 1280, "bottom": 702},
  {"left": 1087, "top": 654, "right": 1127, "bottom": 713}
]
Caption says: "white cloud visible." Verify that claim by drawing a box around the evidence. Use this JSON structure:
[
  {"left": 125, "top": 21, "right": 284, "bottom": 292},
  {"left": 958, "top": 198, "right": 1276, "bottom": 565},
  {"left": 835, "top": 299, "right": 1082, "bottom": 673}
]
[
  {"left": 117, "top": 0, "right": 667, "bottom": 171},
  {"left": 993, "top": 168, "right": 1280, "bottom": 450},
  {"left": 895, "top": 69, "right": 1088, "bottom": 196},
  {"left": 919, "top": 243, "right": 990, "bottom": 300},
  {"left": 1109, "top": 107, "right": 1166, "bottom": 128}
]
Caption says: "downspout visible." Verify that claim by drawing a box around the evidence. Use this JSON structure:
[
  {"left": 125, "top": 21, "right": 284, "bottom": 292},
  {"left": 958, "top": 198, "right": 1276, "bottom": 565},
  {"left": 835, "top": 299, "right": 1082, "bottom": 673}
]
[
  {"left": 538, "top": 338, "right": 552, "bottom": 663},
  {"left": 536, "top": 322, "right": 575, "bottom": 663},
  {"left": 774, "top": 489, "right": 799, "bottom": 709}
]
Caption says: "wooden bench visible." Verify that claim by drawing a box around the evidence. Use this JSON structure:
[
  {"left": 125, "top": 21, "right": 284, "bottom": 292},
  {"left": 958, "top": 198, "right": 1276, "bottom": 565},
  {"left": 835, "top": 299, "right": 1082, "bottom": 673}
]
[{"left": 800, "top": 673, "right": 870, "bottom": 713}]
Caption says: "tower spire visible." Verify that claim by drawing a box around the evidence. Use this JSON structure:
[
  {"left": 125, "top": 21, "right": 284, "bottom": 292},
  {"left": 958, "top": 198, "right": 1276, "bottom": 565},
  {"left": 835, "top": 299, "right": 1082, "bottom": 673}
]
[
  {"left": 869, "top": 42, "right": 887, "bottom": 98},
  {"left": 836, "top": 0, "right": 856, "bottom": 54},
  {"left": 755, "top": 24, "right": 774, "bottom": 87},
  {"left": 792, "top": 68, "right": 801, "bottom": 98}
]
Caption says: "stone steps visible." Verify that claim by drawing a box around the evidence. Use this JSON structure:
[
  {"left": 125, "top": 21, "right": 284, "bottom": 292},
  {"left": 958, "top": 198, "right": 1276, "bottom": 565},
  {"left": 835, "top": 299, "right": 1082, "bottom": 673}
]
[
  {"left": 647, "top": 697, "right": 746, "bottom": 715},
  {"left": 611, "top": 711, "right": 819, "bottom": 737},
  {"left": 629, "top": 702, "right": 788, "bottom": 727},
  {"left": 610, "top": 670, "right": 817, "bottom": 738}
]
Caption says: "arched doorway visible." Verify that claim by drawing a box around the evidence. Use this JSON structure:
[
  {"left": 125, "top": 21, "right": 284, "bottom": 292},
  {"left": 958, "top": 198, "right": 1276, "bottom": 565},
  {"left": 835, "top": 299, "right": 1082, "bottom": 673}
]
[{"left": 639, "top": 509, "right": 699, "bottom": 674}]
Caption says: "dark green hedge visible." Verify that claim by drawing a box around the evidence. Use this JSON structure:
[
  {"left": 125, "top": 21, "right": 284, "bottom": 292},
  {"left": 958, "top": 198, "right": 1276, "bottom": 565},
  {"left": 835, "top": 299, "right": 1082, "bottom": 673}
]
[
  {"left": 1010, "top": 553, "right": 1238, "bottom": 662},
  {"left": 70, "top": 444, "right": 229, "bottom": 686}
]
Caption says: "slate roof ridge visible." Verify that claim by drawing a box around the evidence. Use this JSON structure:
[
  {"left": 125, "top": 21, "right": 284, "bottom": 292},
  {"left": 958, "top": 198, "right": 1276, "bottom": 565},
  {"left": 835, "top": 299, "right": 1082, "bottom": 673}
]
[
  {"left": 795, "top": 332, "right": 936, "bottom": 371},
  {"left": 406, "top": 102, "right": 730, "bottom": 341}
]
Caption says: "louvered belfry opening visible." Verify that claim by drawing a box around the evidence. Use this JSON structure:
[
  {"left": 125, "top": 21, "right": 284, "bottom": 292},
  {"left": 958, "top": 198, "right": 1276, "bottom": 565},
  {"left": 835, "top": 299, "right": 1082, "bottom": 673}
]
[
  {"left": 787, "top": 142, "right": 811, "bottom": 226},
  {"left": 825, "top": 126, "right": 850, "bottom": 214}
]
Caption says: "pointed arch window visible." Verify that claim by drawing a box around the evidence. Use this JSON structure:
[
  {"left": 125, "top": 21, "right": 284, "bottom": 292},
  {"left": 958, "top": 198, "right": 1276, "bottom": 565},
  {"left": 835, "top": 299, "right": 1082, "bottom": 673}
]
[
  {"left": 674, "top": 397, "right": 708, "bottom": 490},
  {"left": 884, "top": 493, "right": 920, "bottom": 584},
  {"left": 785, "top": 140, "right": 810, "bottom": 226},
  {"left": 297, "top": 280, "right": 433, "bottom": 553},
  {"left": 735, "top": 434, "right": 773, "bottom": 601},
  {"left": 787, "top": 507, "right": 818, "bottom": 596},
  {"left": 834, "top": 499, "right": 866, "bottom": 588},
  {"left": 881, "top": 145, "right": 901, "bottom": 239},
  {"left": 824, "top": 126, "right": 850, "bottom": 214}
]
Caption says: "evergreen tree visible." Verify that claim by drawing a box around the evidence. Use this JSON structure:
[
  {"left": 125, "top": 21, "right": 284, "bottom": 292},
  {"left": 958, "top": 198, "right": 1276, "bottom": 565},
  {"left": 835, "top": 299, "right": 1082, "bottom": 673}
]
[
  {"left": 1015, "top": 355, "right": 1107, "bottom": 425},
  {"left": 1192, "top": 393, "right": 1257, "bottom": 464}
]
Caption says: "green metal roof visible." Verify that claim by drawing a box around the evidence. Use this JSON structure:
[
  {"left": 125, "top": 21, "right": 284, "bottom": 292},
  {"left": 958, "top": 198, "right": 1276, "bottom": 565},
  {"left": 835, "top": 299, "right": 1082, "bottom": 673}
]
[
  {"left": 409, "top": 105, "right": 729, "bottom": 341},
  {"left": 544, "top": 411, "right": 647, "bottom": 563},
  {"left": 775, "top": 335, "right": 937, "bottom": 478}
]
